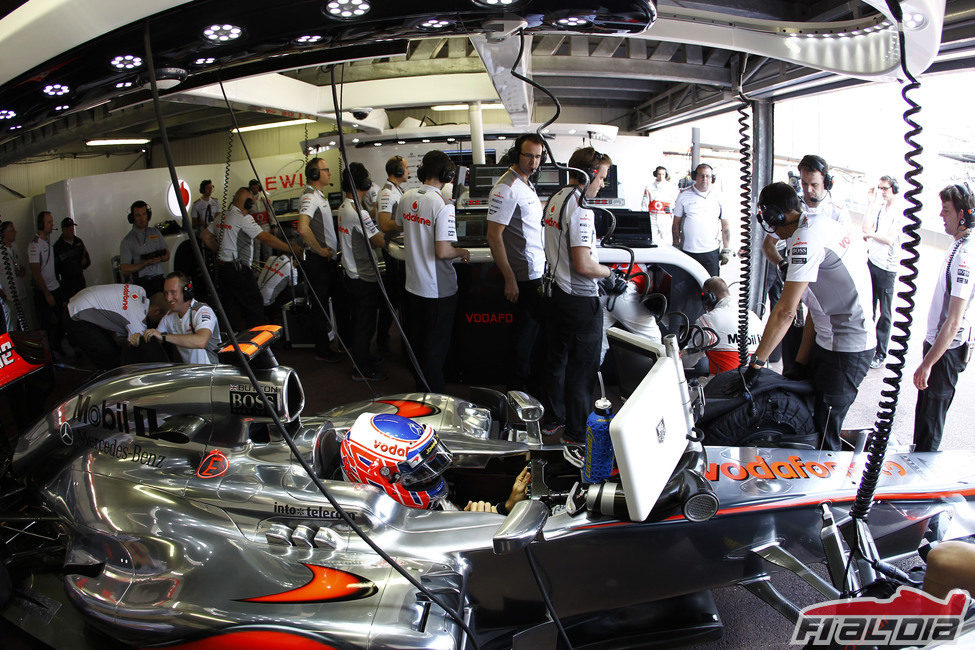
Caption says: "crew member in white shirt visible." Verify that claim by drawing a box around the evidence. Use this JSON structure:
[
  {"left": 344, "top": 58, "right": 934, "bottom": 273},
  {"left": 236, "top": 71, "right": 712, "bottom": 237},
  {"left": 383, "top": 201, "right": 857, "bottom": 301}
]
[
  {"left": 688, "top": 277, "right": 763, "bottom": 374},
  {"left": 29, "top": 211, "right": 65, "bottom": 353},
  {"left": 192, "top": 179, "right": 220, "bottom": 232},
  {"left": 144, "top": 272, "right": 220, "bottom": 364},
  {"left": 540, "top": 147, "right": 612, "bottom": 443},
  {"left": 641, "top": 165, "right": 677, "bottom": 245},
  {"left": 67, "top": 283, "right": 168, "bottom": 369},
  {"left": 863, "top": 175, "right": 904, "bottom": 368},
  {"left": 672, "top": 164, "right": 731, "bottom": 277},
  {"left": 0, "top": 220, "right": 30, "bottom": 331},
  {"left": 376, "top": 155, "right": 409, "bottom": 356},
  {"left": 201, "top": 187, "right": 297, "bottom": 332},
  {"left": 396, "top": 150, "right": 470, "bottom": 393},
  {"left": 745, "top": 182, "right": 876, "bottom": 451},
  {"left": 337, "top": 162, "right": 388, "bottom": 382},
  {"left": 486, "top": 133, "right": 546, "bottom": 393},
  {"left": 912, "top": 184, "right": 975, "bottom": 451}
]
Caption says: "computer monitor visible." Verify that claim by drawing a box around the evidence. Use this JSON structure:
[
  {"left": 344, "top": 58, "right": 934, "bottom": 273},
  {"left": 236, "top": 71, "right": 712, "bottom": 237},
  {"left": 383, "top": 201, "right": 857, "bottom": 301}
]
[
  {"left": 446, "top": 149, "right": 496, "bottom": 168},
  {"left": 327, "top": 191, "right": 344, "bottom": 210},
  {"left": 596, "top": 164, "right": 619, "bottom": 199},
  {"left": 289, "top": 197, "right": 302, "bottom": 213},
  {"left": 535, "top": 164, "right": 569, "bottom": 197},
  {"left": 272, "top": 199, "right": 291, "bottom": 214},
  {"left": 468, "top": 165, "right": 510, "bottom": 198}
]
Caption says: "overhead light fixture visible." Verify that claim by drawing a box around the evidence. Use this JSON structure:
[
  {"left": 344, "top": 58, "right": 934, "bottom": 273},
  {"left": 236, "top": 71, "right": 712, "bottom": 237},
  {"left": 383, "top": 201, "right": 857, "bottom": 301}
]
[
  {"left": 231, "top": 118, "right": 316, "bottom": 133},
  {"left": 153, "top": 67, "right": 188, "bottom": 90},
  {"left": 55, "top": 105, "right": 69, "bottom": 111},
  {"left": 902, "top": 12, "right": 927, "bottom": 30},
  {"left": 446, "top": 137, "right": 456, "bottom": 142},
  {"left": 373, "top": 142, "right": 382, "bottom": 147},
  {"left": 324, "top": 0, "right": 371, "bottom": 20},
  {"left": 431, "top": 103, "right": 505, "bottom": 111},
  {"left": 352, "top": 137, "right": 360, "bottom": 143},
  {"left": 111, "top": 55, "right": 142, "bottom": 69},
  {"left": 419, "top": 18, "right": 451, "bottom": 30},
  {"left": 397, "top": 140, "right": 406, "bottom": 145},
  {"left": 194, "top": 57, "right": 215, "bottom": 66},
  {"left": 115, "top": 81, "right": 134, "bottom": 89},
  {"left": 471, "top": 0, "right": 519, "bottom": 6},
  {"left": 9, "top": 125, "right": 22, "bottom": 131},
  {"left": 294, "top": 34, "right": 323, "bottom": 44},
  {"left": 329, "top": 140, "right": 336, "bottom": 145},
  {"left": 203, "top": 24, "right": 242, "bottom": 42},
  {"left": 0, "top": 110, "right": 16, "bottom": 120},
  {"left": 422, "top": 138, "right": 430, "bottom": 143},
  {"left": 86, "top": 138, "right": 150, "bottom": 146},
  {"left": 42, "top": 83, "right": 69, "bottom": 96},
  {"left": 556, "top": 16, "right": 589, "bottom": 27}
]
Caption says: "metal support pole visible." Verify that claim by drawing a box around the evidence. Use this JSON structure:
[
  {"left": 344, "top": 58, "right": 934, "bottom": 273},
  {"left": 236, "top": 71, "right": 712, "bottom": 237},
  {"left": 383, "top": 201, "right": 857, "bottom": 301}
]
[
  {"left": 470, "top": 101, "right": 486, "bottom": 165},
  {"left": 691, "top": 127, "right": 701, "bottom": 171},
  {"left": 748, "top": 98, "right": 774, "bottom": 315}
]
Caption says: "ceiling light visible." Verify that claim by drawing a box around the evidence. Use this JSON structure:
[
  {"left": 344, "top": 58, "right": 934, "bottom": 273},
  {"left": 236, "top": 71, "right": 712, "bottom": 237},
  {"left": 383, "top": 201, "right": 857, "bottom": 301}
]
[
  {"left": 0, "top": 110, "right": 16, "bottom": 120},
  {"left": 9, "top": 125, "right": 22, "bottom": 131},
  {"left": 86, "top": 138, "right": 150, "bottom": 146},
  {"left": 43, "top": 83, "right": 69, "bottom": 96},
  {"left": 419, "top": 18, "right": 451, "bottom": 30},
  {"left": 115, "top": 81, "right": 134, "bottom": 89},
  {"left": 352, "top": 137, "right": 360, "bottom": 143},
  {"left": 431, "top": 104, "right": 468, "bottom": 111},
  {"left": 373, "top": 142, "right": 382, "bottom": 147},
  {"left": 111, "top": 55, "right": 142, "bottom": 69},
  {"left": 557, "top": 16, "right": 589, "bottom": 27},
  {"left": 497, "top": 135, "right": 507, "bottom": 140},
  {"left": 446, "top": 137, "right": 456, "bottom": 142},
  {"left": 422, "top": 139, "right": 430, "bottom": 143},
  {"left": 55, "top": 105, "right": 69, "bottom": 111},
  {"left": 325, "top": 0, "right": 371, "bottom": 20},
  {"left": 472, "top": 0, "right": 519, "bottom": 6},
  {"left": 568, "top": 129, "right": 577, "bottom": 134},
  {"left": 231, "top": 118, "right": 316, "bottom": 134},
  {"left": 295, "top": 34, "right": 323, "bottom": 44},
  {"left": 203, "top": 24, "right": 242, "bottom": 42},
  {"left": 329, "top": 140, "right": 336, "bottom": 146},
  {"left": 397, "top": 140, "right": 406, "bottom": 145},
  {"left": 902, "top": 12, "right": 927, "bottom": 30},
  {"left": 194, "top": 57, "right": 215, "bottom": 66}
]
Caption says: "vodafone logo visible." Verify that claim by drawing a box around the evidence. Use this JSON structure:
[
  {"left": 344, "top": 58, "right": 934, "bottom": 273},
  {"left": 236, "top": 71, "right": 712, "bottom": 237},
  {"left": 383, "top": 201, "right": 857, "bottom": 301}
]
[
  {"left": 165, "top": 179, "right": 191, "bottom": 217},
  {"left": 374, "top": 439, "right": 408, "bottom": 458},
  {"left": 412, "top": 201, "right": 418, "bottom": 210},
  {"left": 402, "top": 212, "right": 431, "bottom": 227}
]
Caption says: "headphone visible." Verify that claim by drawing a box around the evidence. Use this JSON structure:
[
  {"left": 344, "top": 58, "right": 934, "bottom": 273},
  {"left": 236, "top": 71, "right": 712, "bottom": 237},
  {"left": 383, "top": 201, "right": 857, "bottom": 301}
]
[
  {"left": 306, "top": 158, "right": 324, "bottom": 183},
  {"left": 654, "top": 166, "right": 670, "bottom": 181},
  {"left": 199, "top": 179, "right": 212, "bottom": 194},
  {"left": 507, "top": 134, "right": 547, "bottom": 169},
  {"left": 757, "top": 201, "right": 789, "bottom": 229},
  {"left": 168, "top": 272, "right": 193, "bottom": 302},
  {"left": 701, "top": 288, "right": 719, "bottom": 311},
  {"left": 890, "top": 179, "right": 900, "bottom": 195},
  {"left": 346, "top": 162, "right": 372, "bottom": 193},
  {"left": 798, "top": 155, "right": 834, "bottom": 192},
  {"left": 417, "top": 156, "right": 456, "bottom": 185},
  {"left": 692, "top": 165, "right": 716, "bottom": 183},
  {"left": 952, "top": 184, "right": 975, "bottom": 229},
  {"left": 127, "top": 201, "right": 152, "bottom": 225},
  {"left": 387, "top": 156, "right": 406, "bottom": 179}
]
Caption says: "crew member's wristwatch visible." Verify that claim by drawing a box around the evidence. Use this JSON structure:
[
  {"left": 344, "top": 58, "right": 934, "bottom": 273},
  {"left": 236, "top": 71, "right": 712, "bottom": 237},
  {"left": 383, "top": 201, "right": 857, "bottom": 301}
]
[{"left": 749, "top": 355, "right": 765, "bottom": 368}]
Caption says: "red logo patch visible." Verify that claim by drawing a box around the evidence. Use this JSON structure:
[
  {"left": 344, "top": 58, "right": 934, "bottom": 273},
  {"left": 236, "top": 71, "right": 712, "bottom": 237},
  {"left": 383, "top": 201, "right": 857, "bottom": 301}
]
[
  {"left": 412, "top": 201, "right": 418, "bottom": 210},
  {"left": 197, "top": 449, "right": 229, "bottom": 478}
]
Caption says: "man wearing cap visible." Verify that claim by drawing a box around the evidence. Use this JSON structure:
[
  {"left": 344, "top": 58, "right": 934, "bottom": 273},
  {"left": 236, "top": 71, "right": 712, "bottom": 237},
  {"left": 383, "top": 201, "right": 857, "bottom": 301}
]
[{"left": 53, "top": 217, "right": 90, "bottom": 301}]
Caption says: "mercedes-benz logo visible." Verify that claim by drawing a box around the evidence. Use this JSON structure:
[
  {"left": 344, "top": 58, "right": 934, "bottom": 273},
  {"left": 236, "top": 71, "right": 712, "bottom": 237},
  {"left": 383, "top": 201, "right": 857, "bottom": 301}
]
[{"left": 59, "top": 422, "right": 73, "bottom": 446}]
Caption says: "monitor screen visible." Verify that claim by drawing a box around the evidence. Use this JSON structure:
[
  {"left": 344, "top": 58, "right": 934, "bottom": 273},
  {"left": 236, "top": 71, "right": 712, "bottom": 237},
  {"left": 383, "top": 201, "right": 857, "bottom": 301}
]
[
  {"left": 468, "top": 165, "right": 510, "bottom": 198},
  {"left": 446, "top": 149, "right": 496, "bottom": 168},
  {"left": 534, "top": 164, "right": 568, "bottom": 196},
  {"left": 289, "top": 197, "right": 302, "bottom": 212},
  {"left": 328, "top": 191, "right": 344, "bottom": 210},
  {"left": 272, "top": 199, "right": 291, "bottom": 214},
  {"left": 596, "top": 164, "right": 619, "bottom": 199}
]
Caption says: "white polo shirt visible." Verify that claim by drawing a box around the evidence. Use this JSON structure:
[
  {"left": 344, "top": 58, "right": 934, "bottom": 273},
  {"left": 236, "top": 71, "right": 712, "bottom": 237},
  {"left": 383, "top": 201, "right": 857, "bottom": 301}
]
[
  {"left": 258, "top": 255, "right": 295, "bottom": 306},
  {"left": 673, "top": 186, "right": 723, "bottom": 253},
  {"left": 192, "top": 197, "right": 220, "bottom": 226},
  {"left": 297, "top": 185, "right": 337, "bottom": 252},
  {"left": 695, "top": 297, "right": 764, "bottom": 373},
  {"left": 27, "top": 234, "right": 59, "bottom": 291},
  {"left": 68, "top": 284, "right": 148, "bottom": 337},
  {"left": 378, "top": 181, "right": 404, "bottom": 223},
  {"left": 865, "top": 200, "right": 905, "bottom": 272},
  {"left": 337, "top": 198, "right": 381, "bottom": 282},
  {"left": 208, "top": 205, "right": 263, "bottom": 265},
  {"left": 486, "top": 169, "right": 544, "bottom": 281},
  {"left": 543, "top": 186, "right": 598, "bottom": 297},
  {"left": 158, "top": 300, "right": 220, "bottom": 364},
  {"left": 786, "top": 214, "right": 876, "bottom": 352},
  {"left": 926, "top": 236, "right": 975, "bottom": 348},
  {"left": 397, "top": 185, "right": 458, "bottom": 299}
]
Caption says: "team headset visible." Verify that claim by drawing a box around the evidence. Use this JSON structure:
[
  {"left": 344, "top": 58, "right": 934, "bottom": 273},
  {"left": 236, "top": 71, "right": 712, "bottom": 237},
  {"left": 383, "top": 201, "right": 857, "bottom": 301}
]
[
  {"left": 542, "top": 151, "right": 601, "bottom": 298},
  {"left": 181, "top": 277, "right": 194, "bottom": 302},
  {"left": 886, "top": 177, "right": 900, "bottom": 195},
  {"left": 952, "top": 184, "right": 975, "bottom": 229},
  {"left": 508, "top": 135, "right": 547, "bottom": 169},
  {"left": 127, "top": 202, "right": 153, "bottom": 225},
  {"left": 798, "top": 155, "right": 834, "bottom": 192},
  {"left": 701, "top": 287, "right": 719, "bottom": 310},
  {"left": 691, "top": 166, "right": 716, "bottom": 183},
  {"left": 388, "top": 156, "right": 406, "bottom": 179},
  {"left": 306, "top": 159, "right": 324, "bottom": 182},
  {"left": 416, "top": 159, "right": 456, "bottom": 185}
]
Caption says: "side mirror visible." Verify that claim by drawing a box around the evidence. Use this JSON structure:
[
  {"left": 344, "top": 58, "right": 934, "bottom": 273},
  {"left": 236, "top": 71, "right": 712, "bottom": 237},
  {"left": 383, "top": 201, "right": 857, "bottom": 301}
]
[
  {"left": 493, "top": 499, "right": 549, "bottom": 555},
  {"left": 507, "top": 391, "right": 543, "bottom": 444}
]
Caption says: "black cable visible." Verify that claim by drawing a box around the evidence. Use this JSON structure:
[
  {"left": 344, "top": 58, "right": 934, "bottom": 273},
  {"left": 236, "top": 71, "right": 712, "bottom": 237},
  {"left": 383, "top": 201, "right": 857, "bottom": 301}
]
[
  {"left": 142, "top": 25, "right": 477, "bottom": 646},
  {"left": 525, "top": 545, "right": 573, "bottom": 650},
  {"left": 327, "top": 65, "right": 433, "bottom": 394},
  {"left": 0, "top": 239, "right": 27, "bottom": 331},
  {"left": 213, "top": 78, "right": 377, "bottom": 396},
  {"left": 850, "top": 3, "right": 923, "bottom": 522},
  {"left": 735, "top": 90, "right": 752, "bottom": 366}
]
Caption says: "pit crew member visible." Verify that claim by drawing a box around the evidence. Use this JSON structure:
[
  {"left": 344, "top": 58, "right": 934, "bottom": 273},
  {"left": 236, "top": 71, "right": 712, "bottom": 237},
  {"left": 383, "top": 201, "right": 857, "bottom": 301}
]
[
  {"left": 144, "top": 272, "right": 221, "bottom": 364},
  {"left": 640, "top": 165, "right": 677, "bottom": 245},
  {"left": 29, "top": 211, "right": 65, "bottom": 354},
  {"left": 912, "top": 184, "right": 975, "bottom": 452},
  {"left": 67, "top": 283, "right": 168, "bottom": 369},
  {"left": 863, "top": 175, "right": 905, "bottom": 369},
  {"left": 486, "top": 133, "right": 546, "bottom": 393},
  {"left": 672, "top": 164, "right": 731, "bottom": 277},
  {"left": 119, "top": 200, "right": 169, "bottom": 296},
  {"left": 599, "top": 263, "right": 662, "bottom": 363},
  {"left": 340, "top": 412, "right": 530, "bottom": 513},
  {"left": 396, "top": 150, "right": 470, "bottom": 393},
  {"left": 687, "top": 276, "right": 763, "bottom": 374},
  {"left": 541, "top": 147, "right": 612, "bottom": 443},
  {"left": 375, "top": 155, "right": 409, "bottom": 356},
  {"left": 192, "top": 179, "right": 220, "bottom": 232},
  {"left": 746, "top": 182, "right": 875, "bottom": 451}
]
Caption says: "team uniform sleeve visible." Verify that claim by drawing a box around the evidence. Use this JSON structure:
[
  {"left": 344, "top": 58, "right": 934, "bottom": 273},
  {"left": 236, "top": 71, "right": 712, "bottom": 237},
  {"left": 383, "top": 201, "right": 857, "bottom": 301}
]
[
  {"left": 394, "top": 196, "right": 406, "bottom": 227},
  {"left": 672, "top": 191, "right": 686, "bottom": 218},
  {"left": 435, "top": 204, "right": 457, "bottom": 243},
  {"left": 27, "top": 241, "right": 40, "bottom": 264},
  {"left": 567, "top": 206, "right": 595, "bottom": 248},
  {"left": 486, "top": 183, "right": 516, "bottom": 226},
  {"left": 785, "top": 228, "right": 824, "bottom": 283},
  {"left": 126, "top": 301, "right": 149, "bottom": 337},
  {"left": 949, "top": 243, "right": 974, "bottom": 299},
  {"left": 360, "top": 211, "right": 381, "bottom": 238},
  {"left": 193, "top": 305, "right": 217, "bottom": 334},
  {"left": 378, "top": 188, "right": 395, "bottom": 214},
  {"left": 298, "top": 192, "right": 316, "bottom": 218},
  {"left": 156, "top": 313, "right": 173, "bottom": 335},
  {"left": 240, "top": 214, "right": 264, "bottom": 239}
]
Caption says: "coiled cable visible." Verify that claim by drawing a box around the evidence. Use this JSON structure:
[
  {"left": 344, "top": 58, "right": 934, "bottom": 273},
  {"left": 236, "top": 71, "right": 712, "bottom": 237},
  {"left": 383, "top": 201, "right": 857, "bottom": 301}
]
[
  {"left": 850, "top": 2, "right": 923, "bottom": 522},
  {"left": 735, "top": 92, "right": 752, "bottom": 366},
  {"left": 0, "top": 241, "right": 27, "bottom": 331}
]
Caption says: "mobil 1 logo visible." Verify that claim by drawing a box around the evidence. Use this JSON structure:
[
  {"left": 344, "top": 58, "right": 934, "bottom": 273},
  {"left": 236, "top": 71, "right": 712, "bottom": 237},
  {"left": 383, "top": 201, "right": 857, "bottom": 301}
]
[{"left": 229, "top": 383, "right": 279, "bottom": 416}]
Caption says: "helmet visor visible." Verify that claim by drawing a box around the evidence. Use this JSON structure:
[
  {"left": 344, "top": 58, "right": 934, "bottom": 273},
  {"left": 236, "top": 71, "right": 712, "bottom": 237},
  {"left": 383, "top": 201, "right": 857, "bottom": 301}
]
[{"left": 398, "top": 434, "right": 453, "bottom": 489}]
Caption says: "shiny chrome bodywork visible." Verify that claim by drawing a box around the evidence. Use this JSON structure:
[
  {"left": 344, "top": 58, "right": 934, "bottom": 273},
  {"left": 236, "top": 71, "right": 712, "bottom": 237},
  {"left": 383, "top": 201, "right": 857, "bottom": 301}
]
[{"left": 8, "top": 363, "right": 975, "bottom": 648}]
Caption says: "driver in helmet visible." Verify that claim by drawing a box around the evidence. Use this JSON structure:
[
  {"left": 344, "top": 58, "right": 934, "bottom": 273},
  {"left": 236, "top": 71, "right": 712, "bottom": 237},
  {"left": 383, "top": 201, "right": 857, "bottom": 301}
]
[{"left": 340, "top": 412, "right": 530, "bottom": 513}]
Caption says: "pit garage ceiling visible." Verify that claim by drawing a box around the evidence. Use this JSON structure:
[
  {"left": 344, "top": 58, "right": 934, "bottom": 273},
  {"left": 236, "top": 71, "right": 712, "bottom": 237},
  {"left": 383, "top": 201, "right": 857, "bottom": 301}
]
[{"left": 0, "top": 0, "right": 971, "bottom": 166}]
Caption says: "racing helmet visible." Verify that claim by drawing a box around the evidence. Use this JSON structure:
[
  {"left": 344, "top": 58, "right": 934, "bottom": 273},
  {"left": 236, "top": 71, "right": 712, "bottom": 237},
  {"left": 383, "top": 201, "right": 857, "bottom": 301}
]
[{"left": 340, "top": 413, "right": 453, "bottom": 509}]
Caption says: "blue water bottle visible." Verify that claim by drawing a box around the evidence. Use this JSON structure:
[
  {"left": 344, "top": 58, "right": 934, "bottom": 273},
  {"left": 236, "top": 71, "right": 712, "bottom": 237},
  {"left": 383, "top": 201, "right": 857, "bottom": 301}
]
[{"left": 583, "top": 396, "right": 614, "bottom": 483}]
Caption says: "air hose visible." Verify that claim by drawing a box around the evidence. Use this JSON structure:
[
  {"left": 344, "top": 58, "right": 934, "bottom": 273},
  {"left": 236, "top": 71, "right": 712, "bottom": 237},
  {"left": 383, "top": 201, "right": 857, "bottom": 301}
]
[
  {"left": 142, "top": 25, "right": 477, "bottom": 646},
  {"left": 735, "top": 93, "right": 752, "bottom": 365},
  {"left": 849, "top": 2, "right": 923, "bottom": 522}
]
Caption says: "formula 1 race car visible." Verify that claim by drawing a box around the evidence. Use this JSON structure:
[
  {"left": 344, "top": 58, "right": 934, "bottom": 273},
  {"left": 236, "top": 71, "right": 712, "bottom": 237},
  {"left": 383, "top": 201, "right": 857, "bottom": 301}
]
[{"left": 2, "top": 326, "right": 975, "bottom": 649}]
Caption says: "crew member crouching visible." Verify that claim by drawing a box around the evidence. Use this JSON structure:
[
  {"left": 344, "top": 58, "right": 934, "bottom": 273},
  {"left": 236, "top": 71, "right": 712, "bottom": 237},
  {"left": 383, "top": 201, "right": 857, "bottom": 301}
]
[
  {"left": 67, "top": 283, "right": 168, "bottom": 369},
  {"left": 143, "top": 272, "right": 220, "bottom": 364},
  {"left": 688, "top": 277, "right": 763, "bottom": 374}
]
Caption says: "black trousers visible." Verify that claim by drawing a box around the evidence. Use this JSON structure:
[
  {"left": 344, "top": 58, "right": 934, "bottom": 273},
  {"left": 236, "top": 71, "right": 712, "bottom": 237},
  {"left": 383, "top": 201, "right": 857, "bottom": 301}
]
[
  {"left": 33, "top": 287, "right": 64, "bottom": 352},
  {"left": 343, "top": 276, "right": 380, "bottom": 373},
  {"left": 403, "top": 292, "right": 457, "bottom": 393},
  {"left": 66, "top": 319, "right": 120, "bottom": 369},
  {"left": 376, "top": 253, "right": 404, "bottom": 351},
  {"left": 763, "top": 265, "right": 802, "bottom": 369},
  {"left": 216, "top": 263, "right": 264, "bottom": 334},
  {"left": 868, "top": 260, "right": 896, "bottom": 359},
  {"left": 301, "top": 254, "right": 339, "bottom": 356},
  {"left": 913, "top": 342, "right": 970, "bottom": 452},
  {"left": 543, "top": 286, "right": 602, "bottom": 442},
  {"left": 809, "top": 343, "right": 874, "bottom": 450},
  {"left": 509, "top": 278, "right": 546, "bottom": 396},
  {"left": 683, "top": 248, "right": 721, "bottom": 278}
]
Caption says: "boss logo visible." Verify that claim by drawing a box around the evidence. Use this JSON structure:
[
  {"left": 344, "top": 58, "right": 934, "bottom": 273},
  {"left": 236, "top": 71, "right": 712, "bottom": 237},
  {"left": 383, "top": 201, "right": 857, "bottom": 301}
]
[{"left": 791, "top": 246, "right": 807, "bottom": 255}]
